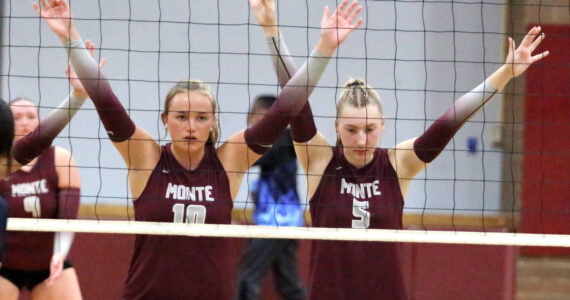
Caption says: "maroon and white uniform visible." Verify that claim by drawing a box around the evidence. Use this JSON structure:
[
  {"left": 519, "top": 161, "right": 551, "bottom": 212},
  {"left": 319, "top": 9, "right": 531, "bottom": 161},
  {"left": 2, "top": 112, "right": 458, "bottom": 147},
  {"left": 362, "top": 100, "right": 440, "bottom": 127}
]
[
  {"left": 0, "top": 147, "right": 59, "bottom": 270},
  {"left": 122, "top": 143, "right": 234, "bottom": 300},
  {"left": 309, "top": 147, "right": 408, "bottom": 300}
]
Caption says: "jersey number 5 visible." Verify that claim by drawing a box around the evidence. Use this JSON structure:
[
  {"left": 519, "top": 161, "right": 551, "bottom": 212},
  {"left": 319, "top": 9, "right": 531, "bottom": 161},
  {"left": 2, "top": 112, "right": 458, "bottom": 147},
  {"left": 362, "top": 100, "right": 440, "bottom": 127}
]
[
  {"left": 352, "top": 198, "right": 370, "bottom": 229},
  {"left": 172, "top": 203, "right": 207, "bottom": 224},
  {"left": 23, "top": 196, "right": 41, "bottom": 217}
]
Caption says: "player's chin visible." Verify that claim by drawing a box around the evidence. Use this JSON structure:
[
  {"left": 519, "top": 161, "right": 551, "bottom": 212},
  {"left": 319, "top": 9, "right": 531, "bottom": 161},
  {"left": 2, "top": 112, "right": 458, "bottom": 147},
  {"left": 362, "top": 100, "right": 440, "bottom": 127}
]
[
  {"left": 353, "top": 149, "right": 367, "bottom": 156},
  {"left": 15, "top": 131, "right": 30, "bottom": 140},
  {"left": 173, "top": 138, "right": 206, "bottom": 148}
]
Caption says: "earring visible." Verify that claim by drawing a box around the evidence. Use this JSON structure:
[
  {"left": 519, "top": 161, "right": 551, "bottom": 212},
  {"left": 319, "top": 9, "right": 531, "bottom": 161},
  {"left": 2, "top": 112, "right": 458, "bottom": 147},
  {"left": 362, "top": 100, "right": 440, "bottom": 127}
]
[{"left": 165, "top": 124, "right": 168, "bottom": 129}]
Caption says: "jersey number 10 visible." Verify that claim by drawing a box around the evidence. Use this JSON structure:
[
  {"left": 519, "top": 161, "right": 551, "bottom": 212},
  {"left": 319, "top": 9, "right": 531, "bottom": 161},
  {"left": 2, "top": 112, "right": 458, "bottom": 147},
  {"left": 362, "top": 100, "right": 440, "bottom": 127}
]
[{"left": 172, "top": 203, "right": 207, "bottom": 224}]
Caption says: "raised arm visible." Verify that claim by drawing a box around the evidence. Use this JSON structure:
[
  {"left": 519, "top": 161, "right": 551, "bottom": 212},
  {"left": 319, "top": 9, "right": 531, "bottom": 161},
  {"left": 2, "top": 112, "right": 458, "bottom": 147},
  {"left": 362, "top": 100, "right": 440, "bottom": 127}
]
[
  {"left": 250, "top": 0, "right": 296, "bottom": 86},
  {"left": 251, "top": 0, "right": 363, "bottom": 200},
  {"left": 241, "top": 0, "right": 361, "bottom": 156},
  {"left": 11, "top": 40, "right": 103, "bottom": 165},
  {"left": 219, "top": 0, "right": 362, "bottom": 199},
  {"left": 391, "top": 26, "right": 549, "bottom": 197},
  {"left": 34, "top": 0, "right": 161, "bottom": 199},
  {"left": 251, "top": 0, "right": 320, "bottom": 147}
]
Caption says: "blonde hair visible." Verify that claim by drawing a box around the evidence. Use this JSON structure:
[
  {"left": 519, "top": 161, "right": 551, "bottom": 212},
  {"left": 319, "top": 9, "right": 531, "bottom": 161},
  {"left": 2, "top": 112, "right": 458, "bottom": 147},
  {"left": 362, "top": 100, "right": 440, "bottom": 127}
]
[
  {"left": 164, "top": 79, "right": 219, "bottom": 144},
  {"left": 336, "top": 78, "right": 383, "bottom": 147}
]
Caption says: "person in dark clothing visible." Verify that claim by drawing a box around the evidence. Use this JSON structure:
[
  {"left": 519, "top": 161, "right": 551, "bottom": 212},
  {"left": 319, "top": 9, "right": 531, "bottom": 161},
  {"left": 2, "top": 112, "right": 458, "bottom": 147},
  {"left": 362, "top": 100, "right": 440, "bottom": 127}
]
[
  {"left": 236, "top": 96, "right": 305, "bottom": 300},
  {"left": 0, "top": 99, "right": 12, "bottom": 268}
]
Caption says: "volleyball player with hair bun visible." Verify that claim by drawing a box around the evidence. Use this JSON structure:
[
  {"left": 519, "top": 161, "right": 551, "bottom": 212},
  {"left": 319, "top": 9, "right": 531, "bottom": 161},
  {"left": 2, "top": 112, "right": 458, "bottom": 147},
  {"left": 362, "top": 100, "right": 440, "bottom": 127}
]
[
  {"left": 35, "top": 0, "right": 362, "bottom": 298},
  {"left": 0, "top": 41, "right": 103, "bottom": 300},
  {"left": 251, "top": 0, "right": 549, "bottom": 298}
]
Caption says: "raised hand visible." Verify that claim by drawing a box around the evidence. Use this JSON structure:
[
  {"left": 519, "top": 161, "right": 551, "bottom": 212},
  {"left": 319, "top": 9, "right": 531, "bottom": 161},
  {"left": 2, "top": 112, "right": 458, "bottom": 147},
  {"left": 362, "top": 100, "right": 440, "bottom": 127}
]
[
  {"left": 505, "top": 26, "right": 549, "bottom": 78},
  {"left": 32, "top": 0, "right": 77, "bottom": 41},
  {"left": 67, "top": 40, "right": 106, "bottom": 99},
  {"left": 317, "top": 0, "right": 363, "bottom": 56},
  {"left": 249, "top": 0, "right": 278, "bottom": 37}
]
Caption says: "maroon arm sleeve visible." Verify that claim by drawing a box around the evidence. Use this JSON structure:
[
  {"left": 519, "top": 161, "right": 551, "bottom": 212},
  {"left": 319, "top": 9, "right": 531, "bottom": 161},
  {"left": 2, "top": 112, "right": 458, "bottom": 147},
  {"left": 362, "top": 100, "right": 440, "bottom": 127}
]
[
  {"left": 57, "top": 188, "right": 80, "bottom": 220},
  {"left": 12, "top": 94, "right": 87, "bottom": 165},
  {"left": 413, "top": 80, "right": 498, "bottom": 163},
  {"left": 245, "top": 49, "right": 329, "bottom": 154},
  {"left": 267, "top": 34, "right": 317, "bottom": 143},
  {"left": 12, "top": 120, "right": 63, "bottom": 165},
  {"left": 66, "top": 39, "right": 136, "bottom": 142}
]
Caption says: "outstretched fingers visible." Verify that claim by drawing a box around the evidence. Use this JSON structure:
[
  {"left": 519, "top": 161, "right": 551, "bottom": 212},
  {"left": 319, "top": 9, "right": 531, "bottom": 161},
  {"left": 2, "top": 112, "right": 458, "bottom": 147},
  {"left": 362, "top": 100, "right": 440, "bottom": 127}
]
[
  {"left": 322, "top": 5, "right": 331, "bottom": 23},
  {"left": 351, "top": 17, "right": 363, "bottom": 30},
  {"left": 521, "top": 26, "right": 541, "bottom": 48},
  {"left": 341, "top": 0, "right": 358, "bottom": 19},
  {"left": 32, "top": 2, "right": 44, "bottom": 16},
  {"left": 519, "top": 26, "right": 549, "bottom": 64},
  {"left": 60, "top": 0, "right": 69, "bottom": 11},
  {"left": 337, "top": 0, "right": 349, "bottom": 16},
  {"left": 530, "top": 50, "right": 549, "bottom": 64},
  {"left": 347, "top": 6, "right": 363, "bottom": 25},
  {"left": 529, "top": 32, "right": 545, "bottom": 53},
  {"left": 508, "top": 37, "right": 515, "bottom": 58}
]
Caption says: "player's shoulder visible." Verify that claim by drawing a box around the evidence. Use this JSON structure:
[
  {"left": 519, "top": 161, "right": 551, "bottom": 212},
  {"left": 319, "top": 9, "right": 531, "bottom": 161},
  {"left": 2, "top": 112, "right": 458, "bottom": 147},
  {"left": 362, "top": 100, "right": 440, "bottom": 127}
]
[
  {"left": 54, "top": 146, "right": 71, "bottom": 158},
  {"left": 53, "top": 146, "right": 75, "bottom": 165}
]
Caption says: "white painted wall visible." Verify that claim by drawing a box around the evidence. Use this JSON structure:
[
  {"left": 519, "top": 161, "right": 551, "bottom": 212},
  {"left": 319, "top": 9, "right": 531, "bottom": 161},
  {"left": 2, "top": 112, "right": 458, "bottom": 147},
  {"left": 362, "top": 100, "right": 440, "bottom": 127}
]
[{"left": 1, "top": 0, "right": 507, "bottom": 217}]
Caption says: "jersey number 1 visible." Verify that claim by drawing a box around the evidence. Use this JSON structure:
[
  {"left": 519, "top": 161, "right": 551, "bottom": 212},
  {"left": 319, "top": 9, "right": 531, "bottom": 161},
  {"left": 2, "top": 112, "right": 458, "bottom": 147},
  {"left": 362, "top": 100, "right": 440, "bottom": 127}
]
[
  {"left": 23, "top": 196, "right": 41, "bottom": 217},
  {"left": 172, "top": 203, "right": 206, "bottom": 224},
  {"left": 352, "top": 198, "right": 370, "bottom": 229}
]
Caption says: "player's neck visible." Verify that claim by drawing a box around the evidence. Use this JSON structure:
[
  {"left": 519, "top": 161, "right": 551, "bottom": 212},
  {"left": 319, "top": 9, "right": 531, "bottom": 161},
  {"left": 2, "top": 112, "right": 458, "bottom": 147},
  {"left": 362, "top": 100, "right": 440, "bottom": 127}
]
[{"left": 170, "top": 143, "right": 205, "bottom": 171}]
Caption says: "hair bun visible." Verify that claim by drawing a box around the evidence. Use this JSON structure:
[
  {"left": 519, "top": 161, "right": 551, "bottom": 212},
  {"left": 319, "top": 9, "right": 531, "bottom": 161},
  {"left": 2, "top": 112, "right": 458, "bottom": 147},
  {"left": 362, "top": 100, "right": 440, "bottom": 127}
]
[{"left": 345, "top": 78, "right": 365, "bottom": 88}]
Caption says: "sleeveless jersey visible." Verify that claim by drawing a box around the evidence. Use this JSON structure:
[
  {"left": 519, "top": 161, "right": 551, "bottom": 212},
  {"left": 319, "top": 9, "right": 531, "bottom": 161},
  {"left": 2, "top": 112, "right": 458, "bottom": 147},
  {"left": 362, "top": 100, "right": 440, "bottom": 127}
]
[
  {"left": 0, "top": 147, "right": 59, "bottom": 270},
  {"left": 122, "top": 143, "right": 234, "bottom": 300},
  {"left": 309, "top": 147, "right": 408, "bottom": 300}
]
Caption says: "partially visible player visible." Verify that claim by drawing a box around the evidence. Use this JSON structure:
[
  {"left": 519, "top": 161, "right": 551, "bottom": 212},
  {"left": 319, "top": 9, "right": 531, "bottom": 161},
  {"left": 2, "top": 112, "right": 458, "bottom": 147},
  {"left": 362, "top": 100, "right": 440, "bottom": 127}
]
[
  {"left": 236, "top": 95, "right": 305, "bottom": 300},
  {"left": 0, "top": 41, "right": 103, "bottom": 300},
  {"left": 0, "top": 99, "right": 15, "bottom": 270},
  {"left": 250, "top": 0, "right": 548, "bottom": 299},
  {"left": 0, "top": 100, "right": 81, "bottom": 299},
  {"left": 34, "top": 0, "right": 361, "bottom": 298}
]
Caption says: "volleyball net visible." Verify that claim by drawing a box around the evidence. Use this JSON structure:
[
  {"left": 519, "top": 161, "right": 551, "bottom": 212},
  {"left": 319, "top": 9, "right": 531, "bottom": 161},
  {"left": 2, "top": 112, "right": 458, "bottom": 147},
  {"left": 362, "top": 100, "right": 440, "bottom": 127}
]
[{"left": 1, "top": 0, "right": 570, "bottom": 247}]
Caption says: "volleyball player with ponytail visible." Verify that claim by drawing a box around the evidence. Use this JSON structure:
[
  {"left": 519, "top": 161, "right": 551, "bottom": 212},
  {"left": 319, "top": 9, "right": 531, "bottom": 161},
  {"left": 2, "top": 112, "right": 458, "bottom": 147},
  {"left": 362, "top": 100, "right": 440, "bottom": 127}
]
[
  {"left": 251, "top": 0, "right": 548, "bottom": 298},
  {"left": 35, "top": 0, "right": 361, "bottom": 298}
]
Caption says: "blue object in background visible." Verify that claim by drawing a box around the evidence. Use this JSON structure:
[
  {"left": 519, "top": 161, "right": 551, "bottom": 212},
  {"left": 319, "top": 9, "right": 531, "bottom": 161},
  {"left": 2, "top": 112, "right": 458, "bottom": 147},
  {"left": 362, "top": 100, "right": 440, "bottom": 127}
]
[{"left": 467, "top": 137, "right": 478, "bottom": 154}]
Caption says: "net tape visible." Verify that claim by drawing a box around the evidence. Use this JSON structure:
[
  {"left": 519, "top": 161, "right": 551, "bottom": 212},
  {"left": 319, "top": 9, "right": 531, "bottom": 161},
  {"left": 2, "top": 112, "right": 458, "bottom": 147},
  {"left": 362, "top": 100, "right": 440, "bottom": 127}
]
[{"left": 8, "top": 218, "right": 570, "bottom": 247}]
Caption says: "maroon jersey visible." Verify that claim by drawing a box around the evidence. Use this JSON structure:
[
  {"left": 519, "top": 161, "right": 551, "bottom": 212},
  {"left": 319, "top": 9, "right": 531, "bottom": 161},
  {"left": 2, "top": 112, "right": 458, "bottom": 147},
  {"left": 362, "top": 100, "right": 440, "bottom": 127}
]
[
  {"left": 309, "top": 147, "right": 408, "bottom": 300},
  {"left": 122, "top": 143, "right": 234, "bottom": 300},
  {"left": 0, "top": 147, "right": 59, "bottom": 270}
]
